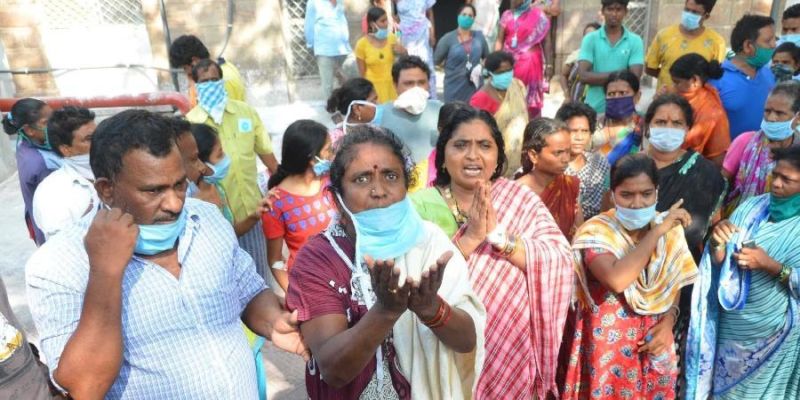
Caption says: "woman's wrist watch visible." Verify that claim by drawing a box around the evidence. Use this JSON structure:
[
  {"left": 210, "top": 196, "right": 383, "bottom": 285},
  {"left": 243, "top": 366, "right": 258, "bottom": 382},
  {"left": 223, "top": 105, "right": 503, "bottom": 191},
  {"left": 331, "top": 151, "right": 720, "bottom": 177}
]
[
  {"left": 487, "top": 227, "right": 517, "bottom": 257},
  {"left": 487, "top": 227, "right": 508, "bottom": 250}
]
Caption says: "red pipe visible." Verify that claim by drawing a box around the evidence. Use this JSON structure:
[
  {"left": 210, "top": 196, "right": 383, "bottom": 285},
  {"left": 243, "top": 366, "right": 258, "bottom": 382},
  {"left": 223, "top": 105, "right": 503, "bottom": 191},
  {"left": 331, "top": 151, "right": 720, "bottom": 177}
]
[{"left": 0, "top": 92, "right": 191, "bottom": 114}]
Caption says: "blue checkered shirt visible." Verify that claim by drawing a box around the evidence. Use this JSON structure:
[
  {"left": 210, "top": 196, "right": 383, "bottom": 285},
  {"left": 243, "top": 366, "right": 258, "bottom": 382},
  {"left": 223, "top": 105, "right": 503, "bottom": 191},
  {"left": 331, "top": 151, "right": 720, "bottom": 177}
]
[{"left": 26, "top": 198, "right": 267, "bottom": 399}]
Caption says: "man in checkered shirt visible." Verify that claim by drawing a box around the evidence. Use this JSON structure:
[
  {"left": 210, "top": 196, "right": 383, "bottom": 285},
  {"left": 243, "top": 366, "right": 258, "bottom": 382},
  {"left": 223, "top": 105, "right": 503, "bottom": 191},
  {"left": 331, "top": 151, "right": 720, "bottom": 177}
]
[{"left": 26, "top": 110, "right": 307, "bottom": 399}]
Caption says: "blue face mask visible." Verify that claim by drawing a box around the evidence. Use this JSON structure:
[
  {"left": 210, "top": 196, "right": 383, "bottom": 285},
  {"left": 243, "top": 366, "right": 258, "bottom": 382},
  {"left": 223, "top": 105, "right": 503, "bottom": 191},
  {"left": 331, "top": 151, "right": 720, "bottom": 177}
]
[
  {"left": 648, "top": 127, "right": 686, "bottom": 152},
  {"left": 313, "top": 156, "right": 331, "bottom": 176},
  {"left": 457, "top": 15, "right": 475, "bottom": 30},
  {"left": 781, "top": 33, "right": 800, "bottom": 47},
  {"left": 203, "top": 154, "right": 231, "bottom": 184},
  {"left": 772, "top": 63, "right": 796, "bottom": 82},
  {"left": 337, "top": 194, "right": 426, "bottom": 262},
  {"left": 195, "top": 79, "right": 228, "bottom": 124},
  {"left": 490, "top": 70, "right": 513, "bottom": 90},
  {"left": 680, "top": 10, "right": 702, "bottom": 30},
  {"left": 516, "top": 0, "right": 532, "bottom": 12},
  {"left": 613, "top": 195, "right": 657, "bottom": 231},
  {"left": 135, "top": 208, "right": 188, "bottom": 256},
  {"left": 374, "top": 28, "right": 389, "bottom": 40},
  {"left": 761, "top": 118, "right": 795, "bottom": 141},
  {"left": 186, "top": 180, "right": 199, "bottom": 197}
]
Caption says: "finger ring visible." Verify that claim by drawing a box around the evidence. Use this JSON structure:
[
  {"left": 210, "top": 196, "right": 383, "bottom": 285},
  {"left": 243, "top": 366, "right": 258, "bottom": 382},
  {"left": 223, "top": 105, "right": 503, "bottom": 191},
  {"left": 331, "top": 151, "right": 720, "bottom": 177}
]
[
  {"left": 645, "top": 334, "right": 653, "bottom": 343},
  {"left": 389, "top": 288, "right": 398, "bottom": 294}
]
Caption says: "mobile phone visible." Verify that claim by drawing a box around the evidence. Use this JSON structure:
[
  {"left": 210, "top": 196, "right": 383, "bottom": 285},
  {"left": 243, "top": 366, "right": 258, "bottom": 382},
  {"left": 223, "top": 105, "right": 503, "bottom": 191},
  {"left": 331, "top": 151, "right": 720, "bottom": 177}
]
[{"left": 742, "top": 240, "right": 757, "bottom": 249}]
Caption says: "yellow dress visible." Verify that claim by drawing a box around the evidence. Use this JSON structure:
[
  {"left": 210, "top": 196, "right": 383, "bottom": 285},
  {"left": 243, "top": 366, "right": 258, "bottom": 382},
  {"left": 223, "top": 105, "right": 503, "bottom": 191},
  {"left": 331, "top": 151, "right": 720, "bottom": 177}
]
[{"left": 355, "top": 34, "right": 398, "bottom": 103}]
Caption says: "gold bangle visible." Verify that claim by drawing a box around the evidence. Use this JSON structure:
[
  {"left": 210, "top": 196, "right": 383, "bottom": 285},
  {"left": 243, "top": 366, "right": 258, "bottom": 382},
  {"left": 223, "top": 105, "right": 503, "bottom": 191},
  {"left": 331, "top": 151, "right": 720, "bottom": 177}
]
[
  {"left": 503, "top": 235, "right": 519, "bottom": 257},
  {"left": 454, "top": 237, "right": 468, "bottom": 258}
]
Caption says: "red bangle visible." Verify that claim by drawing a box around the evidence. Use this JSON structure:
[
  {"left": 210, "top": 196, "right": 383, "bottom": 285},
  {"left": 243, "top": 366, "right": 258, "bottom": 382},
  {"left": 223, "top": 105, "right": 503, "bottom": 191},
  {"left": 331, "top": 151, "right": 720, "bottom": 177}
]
[
  {"left": 422, "top": 296, "right": 447, "bottom": 327},
  {"left": 430, "top": 302, "right": 452, "bottom": 329}
]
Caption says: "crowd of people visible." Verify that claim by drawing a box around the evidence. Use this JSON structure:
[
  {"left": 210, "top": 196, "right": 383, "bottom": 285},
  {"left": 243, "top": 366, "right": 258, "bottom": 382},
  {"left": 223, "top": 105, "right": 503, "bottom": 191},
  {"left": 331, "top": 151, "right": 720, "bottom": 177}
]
[{"left": 1, "top": 0, "right": 800, "bottom": 399}]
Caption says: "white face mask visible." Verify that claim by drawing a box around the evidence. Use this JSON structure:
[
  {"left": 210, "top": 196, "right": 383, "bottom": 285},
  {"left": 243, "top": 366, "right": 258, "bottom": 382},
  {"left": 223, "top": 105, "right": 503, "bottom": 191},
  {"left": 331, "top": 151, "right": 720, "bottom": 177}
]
[
  {"left": 343, "top": 100, "right": 382, "bottom": 136},
  {"left": 64, "top": 153, "right": 94, "bottom": 181},
  {"left": 393, "top": 86, "right": 429, "bottom": 115}
]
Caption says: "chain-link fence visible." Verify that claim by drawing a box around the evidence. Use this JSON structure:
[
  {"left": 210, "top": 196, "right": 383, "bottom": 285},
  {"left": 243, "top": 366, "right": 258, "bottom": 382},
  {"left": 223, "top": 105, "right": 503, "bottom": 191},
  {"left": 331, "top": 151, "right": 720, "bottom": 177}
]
[
  {"left": 282, "top": 0, "right": 319, "bottom": 78},
  {"left": 625, "top": 0, "right": 653, "bottom": 43},
  {"left": 42, "top": 0, "right": 145, "bottom": 29}
]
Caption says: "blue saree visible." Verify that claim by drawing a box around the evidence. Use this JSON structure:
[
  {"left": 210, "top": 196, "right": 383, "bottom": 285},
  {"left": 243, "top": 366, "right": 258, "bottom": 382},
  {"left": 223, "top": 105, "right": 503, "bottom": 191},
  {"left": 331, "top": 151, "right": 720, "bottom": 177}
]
[{"left": 684, "top": 194, "right": 800, "bottom": 399}]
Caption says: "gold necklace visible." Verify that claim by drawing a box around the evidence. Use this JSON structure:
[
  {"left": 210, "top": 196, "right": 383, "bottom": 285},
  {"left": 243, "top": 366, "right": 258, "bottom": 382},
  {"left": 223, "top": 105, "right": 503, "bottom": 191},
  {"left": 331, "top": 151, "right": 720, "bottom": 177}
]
[{"left": 441, "top": 186, "right": 469, "bottom": 225}]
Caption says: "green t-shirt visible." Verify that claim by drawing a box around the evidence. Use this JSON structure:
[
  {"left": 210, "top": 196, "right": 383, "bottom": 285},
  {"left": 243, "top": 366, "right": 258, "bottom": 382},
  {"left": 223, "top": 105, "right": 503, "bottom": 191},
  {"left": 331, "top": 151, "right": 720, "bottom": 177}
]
[{"left": 578, "top": 26, "right": 644, "bottom": 113}]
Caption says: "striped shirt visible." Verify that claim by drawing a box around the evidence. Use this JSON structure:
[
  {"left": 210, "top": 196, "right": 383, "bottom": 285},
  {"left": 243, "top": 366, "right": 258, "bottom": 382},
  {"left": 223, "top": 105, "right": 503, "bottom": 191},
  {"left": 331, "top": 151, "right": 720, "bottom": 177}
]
[{"left": 26, "top": 198, "right": 267, "bottom": 399}]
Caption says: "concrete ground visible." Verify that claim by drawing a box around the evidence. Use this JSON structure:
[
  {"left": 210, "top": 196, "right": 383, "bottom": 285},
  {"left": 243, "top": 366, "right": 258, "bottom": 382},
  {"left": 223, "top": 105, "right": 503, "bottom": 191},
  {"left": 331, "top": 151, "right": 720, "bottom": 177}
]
[{"left": 0, "top": 74, "right": 655, "bottom": 399}]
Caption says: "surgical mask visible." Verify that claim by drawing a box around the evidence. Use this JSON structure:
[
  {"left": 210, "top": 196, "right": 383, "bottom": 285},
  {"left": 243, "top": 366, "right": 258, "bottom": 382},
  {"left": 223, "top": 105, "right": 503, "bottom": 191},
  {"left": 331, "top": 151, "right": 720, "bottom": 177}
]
[
  {"left": 680, "top": 11, "right": 702, "bottom": 31},
  {"left": 186, "top": 180, "right": 199, "bottom": 197},
  {"left": 648, "top": 127, "right": 686, "bottom": 152},
  {"left": 746, "top": 46, "right": 774, "bottom": 69},
  {"left": 490, "top": 70, "right": 513, "bottom": 90},
  {"left": 134, "top": 208, "right": 187, "bottom": 256},
  {"left": 771, "top": 63, "right": 796, "bottom": 82},
  {"left": 346, "top": 100, "right": 382, "bottom": 124},
  {"left": 769, "top": 192, "right": 800, "bottom": 222},
  {"left": 196, "top": 79, "right": 228, "bottom": 124},
  {"left": 336, "top": 194, "right": 426, "bottom": 262},
  {"left": 760, "top": 118, "right": 795, "bottom": 141},
  {"left": 781, "top": 33, "right": 800, "bottom": 47},
  {"left": 203, "top": 154, "right": 231, "bottom": 184},
  {"left": 605, "top": 96, "right": 637, "bottom": 120},
  {"left": 18, "top": 126, "right": 52, "bottom": 150},
  {"left": 394, "top": 86, "right": 429, "bottom": 115},
  {"left": 374, "top": 27, "right": 389, "bottom": 40},
  {"left": 614, "top": 196, "right": 658, "bottom": 231},
  {"left": 343, "top": 100, "right": 383, "bottom": 136},
  {"left": 313, "top": 156, "right": 331, "bottom": 176},
  {"left": 64, "top": 153, "right": 94, "bottom": 181},
  {"left": 457, "top": 15, "right": 475, "bottom": 30}
]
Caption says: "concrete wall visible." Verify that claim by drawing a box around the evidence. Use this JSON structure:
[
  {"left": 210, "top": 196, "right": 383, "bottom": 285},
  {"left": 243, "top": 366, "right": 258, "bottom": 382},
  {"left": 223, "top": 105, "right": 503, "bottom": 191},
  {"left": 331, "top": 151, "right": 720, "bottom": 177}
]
[
  {"left": 0, "top": 0, "right": 784, "bottom": 103},
  {"left": 144, "top": 0, "right": 295, "bottom": 106},
  {"left": 556, "top": 0, "right": 778, "bottom": 81}
]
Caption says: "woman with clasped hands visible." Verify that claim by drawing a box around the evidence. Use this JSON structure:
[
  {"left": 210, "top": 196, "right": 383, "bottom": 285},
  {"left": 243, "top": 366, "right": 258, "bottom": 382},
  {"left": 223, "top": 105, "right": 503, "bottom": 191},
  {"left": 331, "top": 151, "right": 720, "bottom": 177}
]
[
  {"left": 410, "top": 106, "right": 573, "bottom": 399},
  {"left": 286, "top": 124, "right": 485, "bottom": 400}
]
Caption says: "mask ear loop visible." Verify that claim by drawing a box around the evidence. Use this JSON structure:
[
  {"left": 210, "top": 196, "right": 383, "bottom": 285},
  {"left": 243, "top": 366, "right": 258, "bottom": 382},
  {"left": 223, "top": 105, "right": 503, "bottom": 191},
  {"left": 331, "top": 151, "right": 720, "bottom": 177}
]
[
  {"left": 342, "top": 101, "right": 355, "bottom": 137},
  {"left": 333, "top": 192, "right": 386, "bottom": 383}
]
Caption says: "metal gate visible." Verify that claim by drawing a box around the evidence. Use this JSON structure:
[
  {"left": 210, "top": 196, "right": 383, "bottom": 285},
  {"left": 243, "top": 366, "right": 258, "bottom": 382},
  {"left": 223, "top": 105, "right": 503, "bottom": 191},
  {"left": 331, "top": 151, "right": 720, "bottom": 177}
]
[
  {"left": 625, "top": 0, "right": 653, "bottom": 43},
  {"left": 282, "top": 0, "right": 319, "bottom": 78}
]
